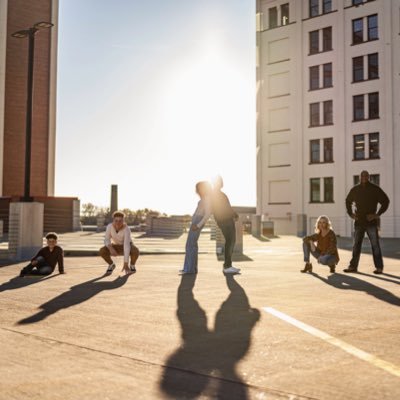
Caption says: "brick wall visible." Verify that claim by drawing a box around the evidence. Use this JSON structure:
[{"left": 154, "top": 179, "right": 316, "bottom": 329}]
[{"left": 3, "top": 0, "right": 54, "bottom": 196}]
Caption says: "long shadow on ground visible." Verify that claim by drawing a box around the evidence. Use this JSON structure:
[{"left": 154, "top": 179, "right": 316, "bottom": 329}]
[
  {"left": 337, "top": 237, "right": 400, "bottom": 260},
  {"left": 311, "top": 272, "right": 400, "bottom": 307},
  {"left": 160, "top": 274, "right": 260, "bottom": 399},
  {"left": 17, "top": 274, "right": 130, "bottom": 324},
  {"left": 0, "top": 274, "right": 59, "bottom": 293}
]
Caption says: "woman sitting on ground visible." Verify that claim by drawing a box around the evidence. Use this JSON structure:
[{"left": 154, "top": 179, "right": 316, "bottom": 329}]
[{"left": 301, "top": 215, "right": 339, "bottom": 274}]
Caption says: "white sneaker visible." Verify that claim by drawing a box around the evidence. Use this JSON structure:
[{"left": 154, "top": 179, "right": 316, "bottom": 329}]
[
  {"left": 223, "top": 266, "right": 240, "bottom": 274},
  {"left": 231, "top": 265, "right": 241, "bottom": 272},
  {"left": 106, "top": 263, "right": 116, "bottom": 274}
]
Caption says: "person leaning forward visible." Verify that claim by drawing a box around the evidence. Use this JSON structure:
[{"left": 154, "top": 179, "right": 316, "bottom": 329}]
[
  {"left": 99, "top": 211, "right": 139, "bottom": 275},
  {"left": 344, "top": 170, "right": 389, "bottom": 274}
]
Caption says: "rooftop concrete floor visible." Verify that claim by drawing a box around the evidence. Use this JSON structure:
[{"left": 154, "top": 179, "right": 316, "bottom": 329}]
[{"left": 0, "top": 235, "right": 399, "bottom": 399}]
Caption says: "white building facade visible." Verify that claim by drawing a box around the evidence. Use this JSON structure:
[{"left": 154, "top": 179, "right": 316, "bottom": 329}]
[{"left": 256, "top": 0, "right": 400, "bottom": 237}]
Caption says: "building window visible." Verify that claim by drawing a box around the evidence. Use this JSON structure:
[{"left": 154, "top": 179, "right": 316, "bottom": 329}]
[
  {"left": 368, "top": 14, "right": 378, "bottom": 41},
  {"left": 353, "top": 134, "right": 365, "bottom": 160},
  {"left": 309, "top": 66, "right": 319, "bottom": 90},
  {"left": 352, "top": 18, "right": 363, "bottom": 44},
  {"left": 353, "top": 56, "right": 364, "bottom": 82},
  {"left": 269, "top": 7, "right": 278, "bottom": 29},
  {"left": 323, "top": 63, "right": 332, "bottom": 87},
  {"left": 352, "top": 0, "right": 363, "bottom": 5},
  {"left": 368, "top": 92, "right": 379, "bottom": 119},
  {"left": 310, "top": 140, "right": 320, "bottom": 163},
  {"left": 368, "top": 53, "right": 379, "bottom": 79},
  {"left": 369, "top": 132, "right": 380, "bottom": 159},
  {"left": 309, "top": 30, "right": 319, "bottom": 54},
  {"left": 324, "top": 177, "right": 334, "bottom": 202},
  {"left": 281, "top": 3, "right": 289, "bottom": 25},
  {"left": 310, "top": 178, "right": 321, "bottom": 202},
  {"left": 324, "top": 138, "right": 333, "bottom": 162},
  {"left": 354, "top": 174, "right": 380, "bottom": 186},
  {"left": 323, "top": 100, "right": 333, "bottom": 125},
  {"left": 323, "top": 0, "right": 332, "bottom": 14},
  {"left": 310, "top": 0, "right": 319, "bottom": 17},
  {"left": 310, "top": 103, "right": 320, "bottom": 126},
  {"left": 353, "top": 95, "right": 364, "bottom": 121},
  {"left": 322, "top": 27, "right": 332, "bottom": 51}
]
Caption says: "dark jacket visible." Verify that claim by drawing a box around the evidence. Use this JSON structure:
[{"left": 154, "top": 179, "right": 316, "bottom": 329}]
[
  {"left": 32, "top": 245, "right": 64, "bottom": 274},
  {"left": 345, "top": 182, "right": 389, "bottom": 226},
  {"left": 211, "top": 190, "right": 237, "bottom": 223}
]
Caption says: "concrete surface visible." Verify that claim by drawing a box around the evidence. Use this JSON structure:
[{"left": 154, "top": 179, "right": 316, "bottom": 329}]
[{"left": 0, "top": 235, "right": 399, "bottom": 399}]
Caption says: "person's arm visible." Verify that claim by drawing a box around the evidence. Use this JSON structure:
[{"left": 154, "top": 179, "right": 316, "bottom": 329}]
[
  {"left": 326, "top": 231, "right": 338, "bottom": 255},
  {"left": 31, "top": 248, "right": 44, "bottom": 263},
  {"left": 104, "top": 224, "right": 112, "bottom": 247},
  {"left": 303, "top": 233, "right": 318, "bottom": 242},
  {"left": 57, "top": 248, "right": 65, "bottom": 274},
  {"left": 345, "top": 188, "right": 355, "bottom": 218},
  {"left": 123, "top": 226, "right": 131, "bottom": 264},
  {"left": 376, "top": 188, "right": 390, "bottom": 216}
]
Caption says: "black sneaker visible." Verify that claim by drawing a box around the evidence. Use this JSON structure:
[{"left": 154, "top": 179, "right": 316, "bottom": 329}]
[
  {"left": 373, "top": 269, "right": 383, "bottom": 274},
  {"left": 106, "top": 263, "right": 116, "bottom": 274},
  {"left": 130, "top": 265, "right": 136, "bottom": 273},
  {"left": 329, "top": 265, "right": 336, "bottom": 273},
  {"left": 343, "top": 266, "right": 357, "bottom": 273}
]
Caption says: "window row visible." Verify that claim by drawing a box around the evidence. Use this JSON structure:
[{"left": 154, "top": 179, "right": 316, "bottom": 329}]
[
  {"left": 310, "top": 100, "right": 333, "bottom": 127},
  {"left": 268, "top": 3, "right": 289, "bottom": 29},
  {"left": 353, "top": 132, "right": 379, "bottom": 160},
  {"left": 310, "top": 138, "right": 333, "bottom": 164},
  {"left": 308, "top": 14, "right": 378, "bottom": 55},
  {"left": 353, "top": 92, "right": 379, "bottom": 121},
  {"left": 310, "top": 174, "right": 380, "bottom": 204},
  {"left": 310, "top": 177, "right": 334, "bottom": 203}
]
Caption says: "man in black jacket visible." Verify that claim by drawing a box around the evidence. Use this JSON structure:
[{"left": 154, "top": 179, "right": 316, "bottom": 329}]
[
  {"left": 344, "top": 170, "right": 389, "bottom": 274},
  {"left": 212, "top": 176, "right": 241, "bottom": 274}
]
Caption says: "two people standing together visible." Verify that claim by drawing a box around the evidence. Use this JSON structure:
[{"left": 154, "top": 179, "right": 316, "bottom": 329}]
[
  {"left": 301, "top": 170, "right": 390, "bottom": 275},
  {"left": 181, "top": 176, "right": 240, "bottom": 275}
]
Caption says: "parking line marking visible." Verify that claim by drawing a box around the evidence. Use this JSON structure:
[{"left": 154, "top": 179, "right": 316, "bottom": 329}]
[{"left": 263, "top": 307, "right": 400, "bottom": 378}]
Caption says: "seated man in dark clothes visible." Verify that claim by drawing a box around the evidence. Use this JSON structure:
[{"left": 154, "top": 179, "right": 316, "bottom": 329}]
[{"left": 19, "top": 232, "right": 64, "bottom": 277}]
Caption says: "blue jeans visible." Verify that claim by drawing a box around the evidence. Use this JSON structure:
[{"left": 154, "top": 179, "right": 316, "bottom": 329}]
[
  {"left": 183, "top": 215, "right": 204, "bottom": 273},
  {"left": 350, "top": 224, "right": 383, "bottom": 270},
  {"left": 303, "top": 242, "right": 336, "bottom": 266},
  {"left": 21, "top": 256, "right": 53, "bottom": 276}
]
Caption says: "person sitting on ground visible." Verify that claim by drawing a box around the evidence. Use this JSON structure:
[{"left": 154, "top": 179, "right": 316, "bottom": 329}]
[
  {"left": 301, "top": 215, "right": 339, "bottom": 274},
  {"left": 99, "top": 211, "right": 139, "bottom": 275},
  {"left": 19, "top": 232, "right": 64, "bottom": 277}
]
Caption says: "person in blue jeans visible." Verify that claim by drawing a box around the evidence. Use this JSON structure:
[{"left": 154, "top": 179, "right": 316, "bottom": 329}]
[
  {"left": 301, "top": 215, "right": 339, "bottom": 274},
  {"left": 344, "top": 170, "right": 390, "bottom": 274},
  {"left": 180, "top": 181, "right": 212, "bottom": 275}
]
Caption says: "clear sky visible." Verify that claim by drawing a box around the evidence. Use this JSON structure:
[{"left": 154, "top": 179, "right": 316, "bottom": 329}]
[{"left": 55, "top": 0, "right": 256, "bottom": 215}]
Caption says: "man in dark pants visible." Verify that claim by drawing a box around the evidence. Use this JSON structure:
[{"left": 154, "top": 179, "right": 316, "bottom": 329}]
[
  {"left": 212, "top": 176, "right": 240, "bottom": 274},
  {"left": 344, "top": 170, "right": 389, "bottom": 274}
]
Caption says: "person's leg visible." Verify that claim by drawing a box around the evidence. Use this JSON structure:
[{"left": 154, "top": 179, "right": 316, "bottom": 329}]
[
  {"left": 129, "top": 244, "right": 139, "bottom": 271},
  {"left": 99, "top": 246, "right": 113, "bottom": 265},
  {"left": 345, "top": 224, "right": 365, "bottom": 271},
  {"left": 219, "top": 220, "right": 236, "bottom": 268},
  {"left": 303, "top": 241, "right": 311, "bottom": 262},
  {"left": 366, "top": 225, "right": 384, "bottom": 272},
  {"left": 318, "top": 254, "right": 337, "bottom": 273},
  {"left": 183, "top": 229, "right": 200, "bottom": 273},
  {"left": 20, "top": 256, "right": 45, "bottom": 276}
]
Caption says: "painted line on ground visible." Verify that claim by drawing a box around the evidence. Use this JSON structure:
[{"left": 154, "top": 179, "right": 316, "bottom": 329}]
[{"left": 263, "top": 307, "right": 400, "bottom": 379}]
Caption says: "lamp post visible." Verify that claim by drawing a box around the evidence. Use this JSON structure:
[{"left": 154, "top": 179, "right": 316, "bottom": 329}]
[{"left": 12, "top": 21, "right": 54, "bottom": 202}]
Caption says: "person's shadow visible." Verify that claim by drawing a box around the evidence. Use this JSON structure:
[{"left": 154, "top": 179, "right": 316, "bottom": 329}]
[
  {"left": 160, "top": 275, "right": 260, "bottom": 399},
  {"left": 311, "top": 272, "right": 400, "bottom": 307},
  {"left": 18, "top": 274, "right": 130, "bottom": 324},
  {"left": 0, "top": 274, "right": 59, "bottom": 293}
]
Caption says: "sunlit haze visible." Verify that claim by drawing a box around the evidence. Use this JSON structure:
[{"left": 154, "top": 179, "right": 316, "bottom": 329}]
[{"left": 56, "top": 0, "right": 256, "bottom": 214}]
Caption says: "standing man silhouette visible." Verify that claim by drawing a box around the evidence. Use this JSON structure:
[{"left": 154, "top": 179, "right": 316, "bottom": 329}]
[
  {"left": 344, "top": 170, "right": 389, "bottom": 274},
  {"left": 212, "top": 176, "right": 240, "bottom": 274}
]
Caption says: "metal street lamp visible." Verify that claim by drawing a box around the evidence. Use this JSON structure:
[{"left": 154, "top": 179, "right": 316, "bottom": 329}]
[{"left": 11, "top": 21, "right": 54, "bottom": 202}]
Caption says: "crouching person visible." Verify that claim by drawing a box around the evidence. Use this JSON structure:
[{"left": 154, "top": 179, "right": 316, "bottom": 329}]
[
  {"left": 301, "top": 215, "right": 339, "bottom": 274},
  {"left": 99, "top": 211, "right": 139, "bottom": 275},
  {"left": 20, "top": 232, "right": 64, "bottom": 277}
]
